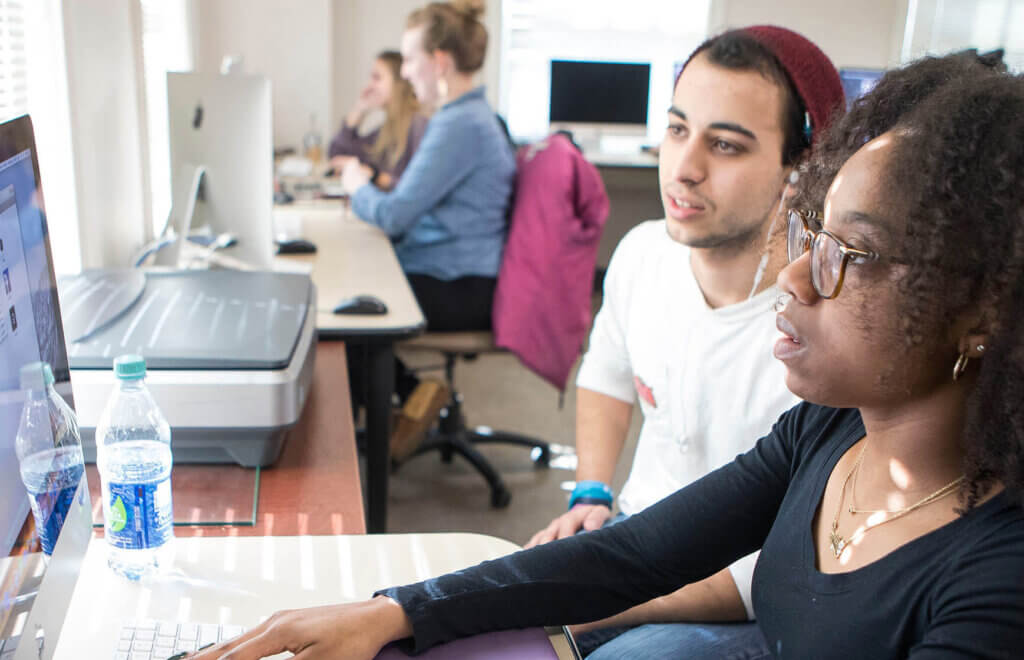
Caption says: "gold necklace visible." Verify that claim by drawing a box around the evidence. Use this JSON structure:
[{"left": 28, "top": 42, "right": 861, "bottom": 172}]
[{"left": 829, "top": 441, "right": 964, "bottom": 559}]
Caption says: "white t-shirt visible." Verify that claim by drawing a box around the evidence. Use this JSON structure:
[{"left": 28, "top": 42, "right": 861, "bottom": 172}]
[{"left": 575, "top": 219, "right": 800, "bottom": 618}]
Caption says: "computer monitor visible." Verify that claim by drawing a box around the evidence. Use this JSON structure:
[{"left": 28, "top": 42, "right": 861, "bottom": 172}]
[
  {"left": 839, "top": 68, "right": 884, "bottom": 109},
  {"left": 166, "top": 72, "right": 275, "bottom": 270},
  {"left": 0, "top": 115, "right": 92, "bottom": 659},
  {"left": 548, "top": 60, "right": 651, "bottom": 144}
]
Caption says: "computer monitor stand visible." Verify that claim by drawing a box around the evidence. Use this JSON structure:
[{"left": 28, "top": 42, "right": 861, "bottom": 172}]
[{"left": 134, "top": 163, "right": 206, "bottom": 268}]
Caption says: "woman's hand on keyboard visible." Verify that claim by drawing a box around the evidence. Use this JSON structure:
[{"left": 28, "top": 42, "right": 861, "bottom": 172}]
[{"left": 187, "top": 596, "right": 413, "bottom": 659}]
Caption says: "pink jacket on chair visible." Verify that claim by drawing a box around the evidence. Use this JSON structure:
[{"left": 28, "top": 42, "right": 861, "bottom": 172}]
[{"left": 492, "top": 133, "right": 610, "bottom": 391}]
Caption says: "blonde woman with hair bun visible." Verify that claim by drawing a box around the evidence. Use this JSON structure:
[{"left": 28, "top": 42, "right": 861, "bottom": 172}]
[{"left": 338, "top": 0, "right": 516, "bottom": 457}]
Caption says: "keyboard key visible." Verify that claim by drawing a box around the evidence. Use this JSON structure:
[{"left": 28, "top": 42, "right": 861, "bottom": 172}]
[
  {"left": 132, "top": 639, "right": 153, "bottom": 652},
  {"left": 136, "top": 619, "right": 158, "bottom": 631},
  {"left": 157, "top": 635, "right": 176, "bottom": 648},
  {"left": 222, "top": 624, "right": 245, "bottom": 639},
  {"left": 199, "top": 624, "right": 220, "bottom": 646},
  {"left": 113, "top": 653, "right": 129, "bottom": 660},
  {"left": 158, "top": 621, "right": 179, "bottom": 637},
  {"left": 178, "top": 624, "right": 198, "bottom": 641},
  {"left": 134, "top": 629, "right": 156, "bottom": 642},
  {"left": 175, "top": 640, "right": 198, "bottom": 653},
  {"left": 130, "top": 652, "right": 150, "bottom": 660},
  {"left": 120, "top": 627, "right": 136, "bottom": 639},
  {"left": 118, "top": 639, "right": 133, "bottom": 652}
]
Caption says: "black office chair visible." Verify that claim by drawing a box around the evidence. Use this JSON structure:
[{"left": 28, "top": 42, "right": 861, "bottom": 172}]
[{"left": 398, "top": 331, "right": 551, "bottom": 508}]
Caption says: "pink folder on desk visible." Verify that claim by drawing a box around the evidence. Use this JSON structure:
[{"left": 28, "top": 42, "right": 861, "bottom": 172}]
[{"left": 375, "top": 628, "right": 561, "bottom": 659}]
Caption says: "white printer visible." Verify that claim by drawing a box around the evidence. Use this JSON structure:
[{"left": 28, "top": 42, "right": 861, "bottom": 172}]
[{"left": 59, "top": 269, "right": 316, "bottom": 467}]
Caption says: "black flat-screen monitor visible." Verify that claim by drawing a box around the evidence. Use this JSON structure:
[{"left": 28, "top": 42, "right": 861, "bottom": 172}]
[{"left": 549, "top": 60, "right": 651, "bottom": 125}]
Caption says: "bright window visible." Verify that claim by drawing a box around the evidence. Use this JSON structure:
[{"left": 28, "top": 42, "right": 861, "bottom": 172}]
[
  {"left": 499, "top": 0, "right": 711, "bottom": 143},
  {"left": 1, "top": 0, "right": 81, "bottom": 274},
  {"left": 903, "top": 0, "right": 1024, "bottom": 71},
  {"left": 139, "top": 0, "right": 193, "bottom": 236}
]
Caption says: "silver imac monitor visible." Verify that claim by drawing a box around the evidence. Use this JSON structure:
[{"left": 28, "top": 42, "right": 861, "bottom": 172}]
[
  {"left": 0, "top": 115, "right": 92, "bottom": 660},
  {"left": 166, "top": 72, "right": 275, "bottom": 270}
]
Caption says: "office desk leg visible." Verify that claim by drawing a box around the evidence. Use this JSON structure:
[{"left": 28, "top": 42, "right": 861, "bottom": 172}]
[{"left": 365, "top": 342, "right": 394, "bottom": 533}]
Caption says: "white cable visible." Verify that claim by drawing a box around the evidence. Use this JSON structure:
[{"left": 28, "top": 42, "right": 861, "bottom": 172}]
[{"left": 748, "top": 170, "right": 800, "bottom": 299}]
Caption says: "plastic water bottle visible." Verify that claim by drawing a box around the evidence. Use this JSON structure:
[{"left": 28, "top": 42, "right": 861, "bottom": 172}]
[
  {"left": 14, "top": 361, "right": 85, "bottom": 556},
  {"left": 95, "top": 355, "right": 174, "bottom": 579}
]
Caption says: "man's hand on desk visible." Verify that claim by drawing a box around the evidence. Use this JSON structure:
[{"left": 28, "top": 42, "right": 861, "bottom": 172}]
[
  {"left": 187, "top": 596, "right": 412, "bottom": 660},
  {"left": 525, "top": 503, "right": 613, "bottom": 548},
  {"left": 341, "top": 158, "right": 373, "bottom": 195}
]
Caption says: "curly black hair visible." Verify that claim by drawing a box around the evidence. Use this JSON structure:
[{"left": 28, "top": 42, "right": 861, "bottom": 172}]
[
  {"left": 790, "top": 51, "right": 1005, "bottom": 212},
  {"left": 884, "top": 75, "right": 1024, "bottom": 510},
  {"left": 793, "top": 59, "right": 1024, "bottom": 510}
]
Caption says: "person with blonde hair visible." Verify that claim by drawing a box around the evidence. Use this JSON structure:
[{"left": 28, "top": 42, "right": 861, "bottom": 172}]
[
  {"left": 340, "top": 0, "right": 515, "bottom": 459},
  {"left": 328, "top": 50, "right": 427, "bottom": 189}
]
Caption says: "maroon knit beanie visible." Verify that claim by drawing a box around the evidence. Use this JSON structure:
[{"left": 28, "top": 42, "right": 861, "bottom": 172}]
[
  {"left": 741, "top": 25, "right": 845, "bottom": 144},
  {"left": 680, "top": 25, "right": 845, "bottom": 146}
]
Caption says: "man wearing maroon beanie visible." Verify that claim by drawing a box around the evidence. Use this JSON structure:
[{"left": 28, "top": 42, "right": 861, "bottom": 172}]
[
  {"left": 526, "top": 26, "right": 844, "bottom": 659},
  {"left": 190, "top": 25, "right": 850, "bottom": 660}
]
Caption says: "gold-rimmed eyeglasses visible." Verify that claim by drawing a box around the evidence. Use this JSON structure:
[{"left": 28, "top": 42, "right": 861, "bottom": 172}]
[{"left": 786, "top": 209, "right": 878, "bottom": 299}]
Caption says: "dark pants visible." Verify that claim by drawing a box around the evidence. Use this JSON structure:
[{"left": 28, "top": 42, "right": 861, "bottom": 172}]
[{"left": 348, "top": 274, "right": 496, "bottom": 413}]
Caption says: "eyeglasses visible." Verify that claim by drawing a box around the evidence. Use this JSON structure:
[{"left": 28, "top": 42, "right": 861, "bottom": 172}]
[{"left": 786, "top": 209, "right": 878, "bottom": 299}]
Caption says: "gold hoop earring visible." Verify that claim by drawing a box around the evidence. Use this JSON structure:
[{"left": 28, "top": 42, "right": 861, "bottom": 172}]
[
  {"left": 436, "top": 78, "right": 449, "bottom": 101},
  {"left": 952, "top": 351, "right": 970, "bottom": 382}
]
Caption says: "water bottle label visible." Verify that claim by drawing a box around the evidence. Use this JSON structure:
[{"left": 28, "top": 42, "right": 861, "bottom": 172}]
[
  {"left": 30, "top": 483, "right": 78, "bottom": 556},
  {"left": 104, "top": 478, "right": 173, "bottom": 550}
]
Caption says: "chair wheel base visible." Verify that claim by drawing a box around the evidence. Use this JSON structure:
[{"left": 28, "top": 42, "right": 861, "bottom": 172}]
[
  {"left": 531, "top": 445, "right": 551, "bottom": 466},
  {"left": 491, "top": 487, "right": 512, "bottom": 508}
]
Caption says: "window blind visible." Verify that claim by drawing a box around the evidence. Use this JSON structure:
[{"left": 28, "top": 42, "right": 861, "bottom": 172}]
[{"left": 0, "top": 0, "right": 27, "bottom": 121}]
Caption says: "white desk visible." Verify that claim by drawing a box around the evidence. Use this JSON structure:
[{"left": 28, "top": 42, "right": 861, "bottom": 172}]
[
  {"left": 273, "top": 201, "right": 426, "bottom": 533},
  {"left": 273, "top": 201, "right": 424, "bottom": 336},
  {"left": 582, "top": 149, "right": 658, "bottom": 169},
  {"left": 53, "top": 533, "right": 576, "bottom": 659}
]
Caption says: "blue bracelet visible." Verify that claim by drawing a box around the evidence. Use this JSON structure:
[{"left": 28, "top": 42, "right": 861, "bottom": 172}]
[{"left": 569, "top": 480, "right": 613, "bottom": 510}]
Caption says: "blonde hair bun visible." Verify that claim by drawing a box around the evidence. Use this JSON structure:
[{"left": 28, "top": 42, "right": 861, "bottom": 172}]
[{"left": 449, "top": 0, "right": 484, "bottom": 21}]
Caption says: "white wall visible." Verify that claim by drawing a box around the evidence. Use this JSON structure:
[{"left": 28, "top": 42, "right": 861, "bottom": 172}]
[
  {"left": 195, "top": 0, "right": 909, "bottom": 153},
  {"left": 191, "top": 0, "right": 503, "bottom": 151},
  {"left": 709, "top": 0, "right": 909, "bottom": 69},
  {"left": 61, "top": 0, "right": 149, "bottom": 269},
  {"left": 194, "top": 0, "right": 333, "bottom": 152}
]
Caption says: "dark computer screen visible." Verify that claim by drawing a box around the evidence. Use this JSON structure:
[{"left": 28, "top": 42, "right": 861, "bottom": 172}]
[
  {"left": 839, "top": 68, "right": 885, "bottom": 109},
  {"left": 549, "top": 60, "right": 651, "bottom": 125}
]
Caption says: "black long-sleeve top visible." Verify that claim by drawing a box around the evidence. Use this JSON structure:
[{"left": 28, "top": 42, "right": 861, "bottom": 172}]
[{"left": 380, "top": 404, "right": 1024, "bottom": 658}]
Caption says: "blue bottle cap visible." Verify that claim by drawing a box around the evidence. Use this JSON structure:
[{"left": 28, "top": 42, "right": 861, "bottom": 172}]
[
  {"left": 19, "top": 361, "right": 54, "bottom": 390},
  {"left": 113, "top": 354, "right": 147, "bottom": 380}
]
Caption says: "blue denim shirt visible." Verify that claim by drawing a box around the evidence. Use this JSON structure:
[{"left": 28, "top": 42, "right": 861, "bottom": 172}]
[{"left": 351, "top": 87, "right": 515, "bottom": 280}]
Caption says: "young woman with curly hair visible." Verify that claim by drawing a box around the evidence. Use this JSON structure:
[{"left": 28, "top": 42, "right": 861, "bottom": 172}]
[{"left": 193, "top": 65, "right": 1024, "bottom": 660}]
